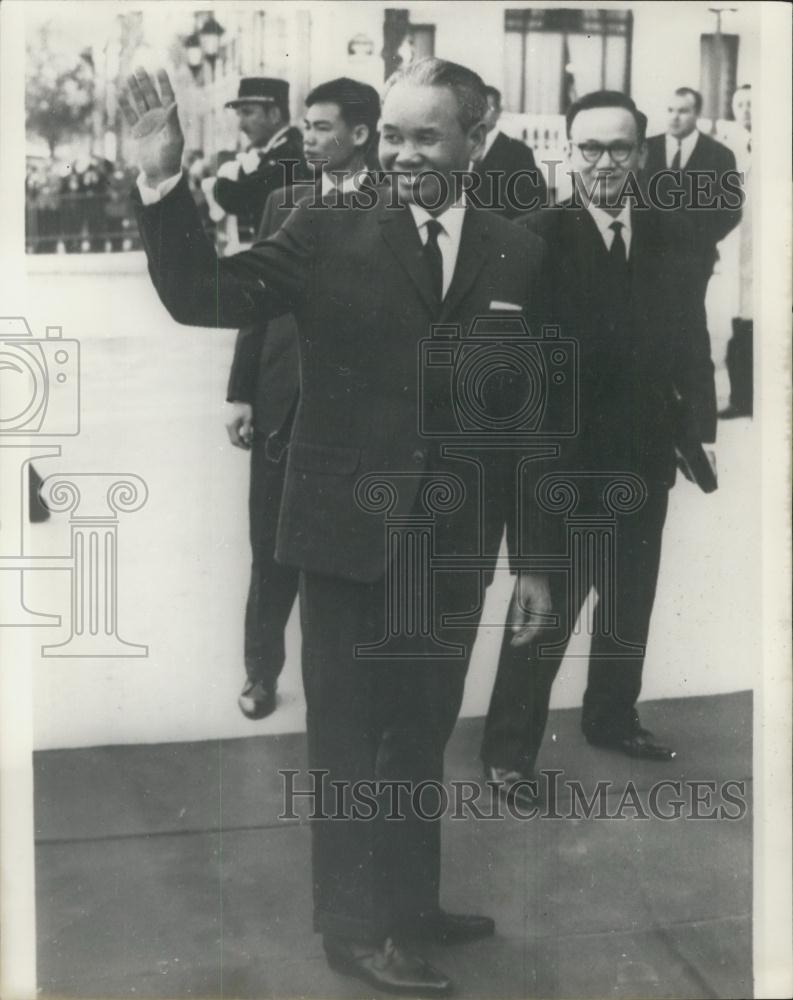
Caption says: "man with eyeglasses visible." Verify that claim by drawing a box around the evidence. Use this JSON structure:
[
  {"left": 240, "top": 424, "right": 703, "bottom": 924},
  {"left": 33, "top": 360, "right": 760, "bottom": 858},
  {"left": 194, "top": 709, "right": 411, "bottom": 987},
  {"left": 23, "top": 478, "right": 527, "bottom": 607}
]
[{"left": 483, "top": 91, "right": 718, "bottom": 802}]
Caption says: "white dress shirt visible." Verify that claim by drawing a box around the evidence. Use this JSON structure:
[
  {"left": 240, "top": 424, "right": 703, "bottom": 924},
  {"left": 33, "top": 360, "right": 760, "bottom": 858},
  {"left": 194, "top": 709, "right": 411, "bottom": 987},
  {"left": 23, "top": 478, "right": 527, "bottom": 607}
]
[
  {"left": 320, "top": 169, "right": 364, "bottom": 197},
  {"left": 665, "top": 129, "right": 700, "bottom": 169},
  {"left": 138, "top": 170, "right": 182, "bottom": 205},
  {"left": 408, "top": 198, "right": 467, "bottom": 299},
  {"left": 585, "top": 202, "right": 633, "bottom": 258}
]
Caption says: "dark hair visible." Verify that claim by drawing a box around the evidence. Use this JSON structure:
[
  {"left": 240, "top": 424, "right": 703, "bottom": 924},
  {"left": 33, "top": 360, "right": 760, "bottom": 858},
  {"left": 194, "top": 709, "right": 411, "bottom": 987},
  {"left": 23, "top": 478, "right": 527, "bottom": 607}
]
[
  {"left": 674, "top": 87, "right": 703, "bottom": 114},
  {"left": 565, "top": 90, "right": 648, "bottom": 142},
  {"left": 305, "top": 77, "right": 381, "bottom": 147},
  {"left": 483, "top": 85, "right": 501, "bottom": 107},
  {"left": 734, "top": 83, "right": 751, "bottom": 93},
  {"left": 383, "top": 57, "right": 487, "bottom": 132}
]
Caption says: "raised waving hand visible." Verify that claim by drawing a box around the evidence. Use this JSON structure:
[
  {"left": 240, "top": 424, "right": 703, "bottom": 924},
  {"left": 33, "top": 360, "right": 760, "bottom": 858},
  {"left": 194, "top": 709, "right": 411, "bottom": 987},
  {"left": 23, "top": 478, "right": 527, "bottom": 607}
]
[{"left": 119, "top": 68, "right": 184, "bottom": 187}]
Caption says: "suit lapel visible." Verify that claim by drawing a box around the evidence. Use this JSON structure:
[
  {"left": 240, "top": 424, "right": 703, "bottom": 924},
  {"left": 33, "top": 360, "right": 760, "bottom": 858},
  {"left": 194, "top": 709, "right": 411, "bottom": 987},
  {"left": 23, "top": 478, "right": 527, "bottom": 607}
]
[
  {"left": 379, "top": 203, "right": 438, "bottom": 314},
  {"left": 439, "top": 207, "right": 490, "bottom": 321},
  {"left": 564, "top": 206, "right": 610, "bottom": 299}
]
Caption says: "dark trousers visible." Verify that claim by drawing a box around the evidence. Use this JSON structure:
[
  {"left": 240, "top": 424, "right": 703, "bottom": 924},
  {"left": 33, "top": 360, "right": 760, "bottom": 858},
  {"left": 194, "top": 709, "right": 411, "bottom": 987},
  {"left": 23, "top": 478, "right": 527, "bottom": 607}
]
[
  {"left": 725, "top": 318, "right": 754, "bottom": 415},
  {"left": 482, "top": 488, "right": 669, "bottom": 772},
  {"left": 244, "top": 442, "right": 299, "bottom": 685},
  {"left": 299, "top": 566, "right": 483, "bottom": 943}
]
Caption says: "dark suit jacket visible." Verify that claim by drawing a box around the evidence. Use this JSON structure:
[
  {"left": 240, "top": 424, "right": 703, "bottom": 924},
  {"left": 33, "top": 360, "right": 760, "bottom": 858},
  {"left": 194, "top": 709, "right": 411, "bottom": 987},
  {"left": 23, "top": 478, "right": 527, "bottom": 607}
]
[
  {"left": 135, "top": 178, "right": 548, "bottom": 582},
  {"left": 226, "top": 179, "right": 380, "bottom": 443},
  {"left": 644, "top": 131, "right": 740, "bottom": 275},
  {"left": 214, "top": 126, "right": 306, "bottom": 237},
  {"left": 519, "top": 204, "right": 716, "bottom": 498},
  {"left": 476, "top": 131, "right": 548, "bottom": 220},
  {"left": 225, "top": 185, "right": 308, "bottom": 443}
]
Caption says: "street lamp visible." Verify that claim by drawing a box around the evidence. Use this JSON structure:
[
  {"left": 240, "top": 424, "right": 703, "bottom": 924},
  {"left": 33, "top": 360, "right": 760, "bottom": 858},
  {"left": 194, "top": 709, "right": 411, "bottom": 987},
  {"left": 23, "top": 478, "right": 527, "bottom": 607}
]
[
  {"left": 199, "top": 14, "right": 224, "bottom": 74},
  {"left": 185, "top": 32, "right": 203, "bottom": 80}
]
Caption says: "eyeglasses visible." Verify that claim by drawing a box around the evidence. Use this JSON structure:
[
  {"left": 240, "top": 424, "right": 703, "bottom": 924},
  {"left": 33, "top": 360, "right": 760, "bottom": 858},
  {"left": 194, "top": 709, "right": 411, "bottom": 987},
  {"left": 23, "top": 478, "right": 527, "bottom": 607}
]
[{"left": 574, "top": 142, "right": 635, "bottom": 164}]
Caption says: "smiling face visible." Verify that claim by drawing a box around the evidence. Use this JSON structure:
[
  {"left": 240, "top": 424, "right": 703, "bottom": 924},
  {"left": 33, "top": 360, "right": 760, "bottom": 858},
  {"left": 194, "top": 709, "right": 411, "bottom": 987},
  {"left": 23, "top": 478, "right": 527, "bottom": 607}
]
[
  {"left": 302, "top": 101, "right": 368, "bottom": 172},
  {"left": 666, "top": 91, "right": 699, "bottom": 139},
  {"left": 567, "top": 105, "right": 646, "bottom": 210},
  {"left": 378, "top": 82, "right": 485, "bottom": 211}
]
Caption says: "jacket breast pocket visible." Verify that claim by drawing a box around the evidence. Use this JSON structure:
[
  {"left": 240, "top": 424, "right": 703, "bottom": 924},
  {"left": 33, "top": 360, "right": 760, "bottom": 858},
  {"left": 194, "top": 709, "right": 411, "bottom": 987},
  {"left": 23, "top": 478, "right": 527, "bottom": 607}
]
[{"left": 289, "top": 441, "right": 361, "bottom": 475}]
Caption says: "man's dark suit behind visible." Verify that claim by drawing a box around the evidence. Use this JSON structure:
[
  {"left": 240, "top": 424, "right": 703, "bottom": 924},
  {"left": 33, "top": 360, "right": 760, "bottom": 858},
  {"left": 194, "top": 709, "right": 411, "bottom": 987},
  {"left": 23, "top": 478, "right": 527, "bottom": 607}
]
[
  {"left": 481, "top": 202, "right": 716, "bottom": 773},
  {"left": 644, "top": 130, "right": 740, "bottom": 289},
  {"left": 477, "top": 130, "right": 548, "bottom": 219},
  {"left": 226, "top": 187, "right": 302, "bottom": 700}
]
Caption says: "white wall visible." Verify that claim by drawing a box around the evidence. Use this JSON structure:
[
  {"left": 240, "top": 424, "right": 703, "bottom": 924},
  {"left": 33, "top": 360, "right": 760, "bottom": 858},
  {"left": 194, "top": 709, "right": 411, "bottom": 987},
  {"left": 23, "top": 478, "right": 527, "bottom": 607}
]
[
  {"left": 406, "top": 2, "right": 505, "bottom": 87},
  {"left": 632, "top": 2, "right": 758, "bottom": 135},
  {"left": 307, "top": 3, "right": 385, "bottom": 90},
  {"left": 22, "top": 256, "right": 755, "bottom": 751}
]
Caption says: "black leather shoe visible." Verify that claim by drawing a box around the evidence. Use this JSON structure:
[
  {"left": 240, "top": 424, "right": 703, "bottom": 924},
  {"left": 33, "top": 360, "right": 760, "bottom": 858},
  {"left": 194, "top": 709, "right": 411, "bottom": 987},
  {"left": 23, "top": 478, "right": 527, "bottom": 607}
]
[
  {"left": 484, "top": 765, "right": 541, "bottom": 809},
  {"left": 323, "top": 936, "right": 453, "bottom": 996},
  {"left": 586, "top": 728, "right": 676, "bottom": 761},
  {"left": 237, "top": 679, "right": 276, "bottom": 720},
  {"left": 415, "top": 909, "right": 495, "bottom": 946},
  {"left": 718, "top": 404, "right": 752, "bottom": 419}
]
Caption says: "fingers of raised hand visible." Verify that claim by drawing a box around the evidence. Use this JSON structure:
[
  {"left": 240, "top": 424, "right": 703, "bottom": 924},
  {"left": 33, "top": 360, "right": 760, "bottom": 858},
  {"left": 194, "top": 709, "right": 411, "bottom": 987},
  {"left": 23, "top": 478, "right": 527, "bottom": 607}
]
[
  {"left": 156, "top": 69, "right": 176, "bottom": 107},
  {"left": 125, "top": 68, "right": 173, "bottom": 118},
  {"left": 118, "top": 91, "right": 138, "bottom": 127},
  {"left": 135, "top": 67, "right": 163, "bottom": 109}
]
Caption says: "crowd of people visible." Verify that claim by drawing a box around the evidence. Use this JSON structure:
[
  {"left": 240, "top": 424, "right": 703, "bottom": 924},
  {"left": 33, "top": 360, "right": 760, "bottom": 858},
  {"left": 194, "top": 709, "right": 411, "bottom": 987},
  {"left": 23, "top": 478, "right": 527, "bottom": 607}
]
[
  {"left": 24, "top": 150, "right": 235, "bottom": 254},
  {"left": 24, "top": 156, "right": 143, "bottom": 253}
]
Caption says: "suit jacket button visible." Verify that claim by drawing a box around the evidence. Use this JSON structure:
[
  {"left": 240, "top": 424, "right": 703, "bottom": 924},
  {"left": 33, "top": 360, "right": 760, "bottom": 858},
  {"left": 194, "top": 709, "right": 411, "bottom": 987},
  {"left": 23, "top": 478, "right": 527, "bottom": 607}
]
[{"left": 412, "top": 449, "right": 425, "bottom": 466}]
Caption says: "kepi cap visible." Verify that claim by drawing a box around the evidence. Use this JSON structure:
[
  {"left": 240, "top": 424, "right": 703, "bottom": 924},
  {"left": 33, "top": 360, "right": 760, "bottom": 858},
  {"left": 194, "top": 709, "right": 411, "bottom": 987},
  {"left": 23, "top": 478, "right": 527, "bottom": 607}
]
[{"left": 225, "top": 77, "right": 290, "bottom": 114}]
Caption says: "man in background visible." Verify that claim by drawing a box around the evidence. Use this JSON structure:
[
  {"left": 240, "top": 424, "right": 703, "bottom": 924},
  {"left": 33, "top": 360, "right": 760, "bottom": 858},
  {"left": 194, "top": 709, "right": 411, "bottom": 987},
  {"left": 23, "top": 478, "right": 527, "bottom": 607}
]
[
  {"left": 720, "top": 84, "right": 753, "bottom": 419},
  {"left": 483, "top": 91, "right": 717, "bottom": 798},
  {"left": 211, "top": 77, "right": 305, "bottom": 242},
  {"left": 645, "top": 87, "right": 740, "bottom": 300},
  {"left": 475, "top": 85, "right": 547, "bottom": 218},
  {"left": 226, "top": 77, "right": 381, "bottom": 721}
]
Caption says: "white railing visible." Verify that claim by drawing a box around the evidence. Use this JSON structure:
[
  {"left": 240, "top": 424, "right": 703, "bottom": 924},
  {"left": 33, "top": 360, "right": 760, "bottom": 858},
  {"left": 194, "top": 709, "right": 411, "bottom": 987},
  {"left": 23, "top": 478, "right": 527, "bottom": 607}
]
[{"left": 501, "top": 112, "right": 742, "bottom": 152}]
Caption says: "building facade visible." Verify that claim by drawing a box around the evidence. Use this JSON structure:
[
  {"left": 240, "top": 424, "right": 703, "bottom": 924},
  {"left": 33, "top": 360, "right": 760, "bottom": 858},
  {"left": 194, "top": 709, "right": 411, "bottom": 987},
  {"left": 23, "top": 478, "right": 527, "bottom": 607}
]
[{"left": 169, "top": 2, "right": 756, "bottom": 165}]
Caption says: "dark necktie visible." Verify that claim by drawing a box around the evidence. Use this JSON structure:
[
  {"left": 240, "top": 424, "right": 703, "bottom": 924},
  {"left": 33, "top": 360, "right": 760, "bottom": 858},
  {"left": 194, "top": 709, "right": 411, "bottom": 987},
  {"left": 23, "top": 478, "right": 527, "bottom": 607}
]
[
  {"left": 671, "top": 141, "right": 682, "bottom": 171},
  {"left": 422, "top": 219, "right": 444, "bottom": 304},
  {"left": 609, "top": 220, "right": 628, "bottom": 270},
  {"left": 607, "top": 220, "right": 631, "bottom": 323}
]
